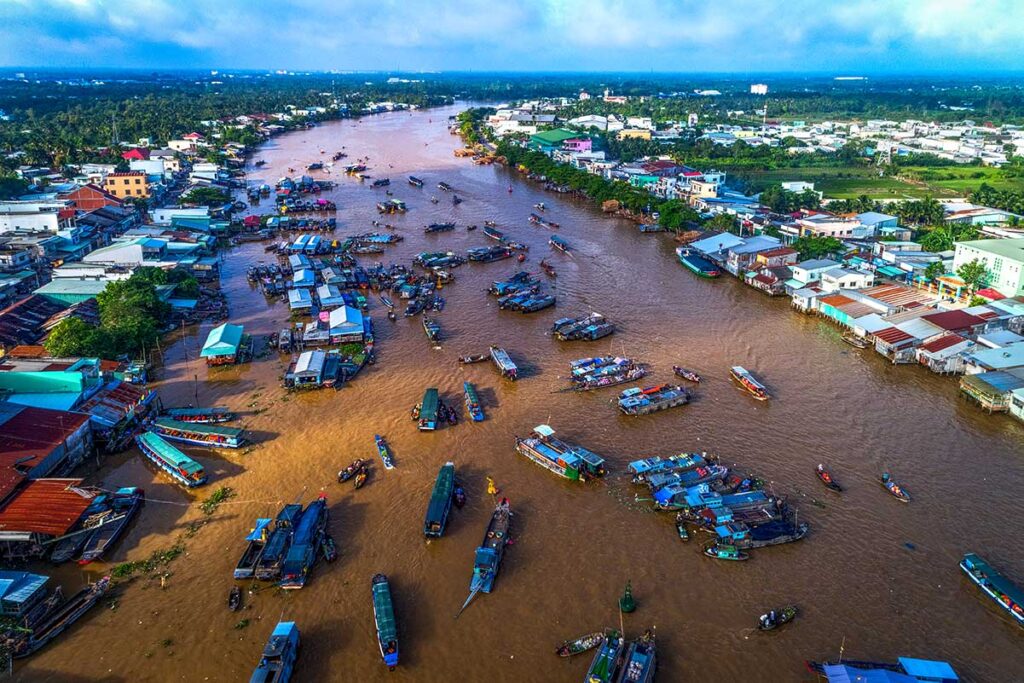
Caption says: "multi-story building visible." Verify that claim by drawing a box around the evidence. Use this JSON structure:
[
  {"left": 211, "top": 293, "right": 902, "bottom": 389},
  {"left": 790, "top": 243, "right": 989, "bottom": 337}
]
[
  {"left": 953, "top": 238, "right": 1024, "bottom": 298},
  {"left": 103, "top": 171, "right": 149, "bottom": 199}
]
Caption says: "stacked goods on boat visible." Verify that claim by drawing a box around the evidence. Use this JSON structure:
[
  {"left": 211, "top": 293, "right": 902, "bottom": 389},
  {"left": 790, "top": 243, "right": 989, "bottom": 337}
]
[
  {"left": 551, "top": 313, "right": 614, "bottom": 341},
  {"left": 513, "top": 424, "right": 606, "bottom": 482},
  {"left": 279, "top": 494, "right": 328, "bottom": 589},
  {"left": 150, "top": 417, "right": 245, "bottom": 448},
  {"left": 488, "top": 271, "right": 538, "bottom": 296},
  {"left": 617, "top": 384, "right": 691, "bottom": 416},
  {"left": 960, "top": 553, "right": 1024, "bottom": 627},
  {"left": 569, "top": 356, "right": 646, "bottom": 391}
]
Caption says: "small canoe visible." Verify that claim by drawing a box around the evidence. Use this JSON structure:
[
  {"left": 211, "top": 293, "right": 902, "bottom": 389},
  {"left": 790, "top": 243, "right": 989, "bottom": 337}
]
[
  {"left": 675, "top": 517, "right": 689, "bottom": 542},
  {"left": 376, "top": 435, "right": 394, "bottom": 470},
  {"left": 321, "top": 534, "right": 338, "bottom": 562},
  {"left": 672, "top": 366, "right": 702, "bottom": 383},
  {"left": 228, "top": 586, "right": 242, "bottom": 611},
  {"left": 555, "top": 631, "right": 605, "bottom": 658},
  {"left": 758, "top": 606, "right": 797, "bottom": 631},
  {"left": 703, "top": 542, "right": 749, "bottom": 561},
  {"left": 338, "top": 459, "right": 365, "bottom": 483},
  {"left": 380, "top": 294, "right": 394, "bottom": 308},
  {"left": 453, "top": 485, "right": 466, "bottom": 508},
  {"left": 459, "top": 353, "right": 488, "bottom": 364},
  {"left": 881, "top": 474, "right": 909, "bottom": 503},
  {"left": 816, "top": 464, "right": 842, "bottom": 492},
  {"left": 354, "top": 471, "right": 368, "bottom": 489}
]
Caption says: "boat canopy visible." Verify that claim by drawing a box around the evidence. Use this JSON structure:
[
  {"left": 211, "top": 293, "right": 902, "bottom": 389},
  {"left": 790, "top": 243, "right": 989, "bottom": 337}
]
[
  {"left": 425, "top": 463, "right": 455, "bottom": 527},
  {"left": 137, "top": 432, "right": 204, "bottom": 477},
  {"left": 246, "top": 518, "right": 272, "bottom": 542},
  {"left": 421, "top": 388, "right": 439, "bottom": 418},
  {"left": 897, "top": 658, "right": 959, "bottom": 682},
  {"left": 166, "top": 406, "right": 231, "bottom": 419},
  {"left": 963, "top": 553, "right": 1024, "bottom": 607}
]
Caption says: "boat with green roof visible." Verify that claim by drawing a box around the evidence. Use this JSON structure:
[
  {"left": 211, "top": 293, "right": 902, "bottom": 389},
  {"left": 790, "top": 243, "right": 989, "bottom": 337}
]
[
  {"left": 586, "top": 629, "right": 625, "bottom": 683},
  {"left": 150, "top": 417, "right": 245, "bottom": 448},
  {"left": 424, "top": 462, "right": 455, "bottom": 538},
  {"left": 372, "top": 574, "right": 400, "bottom": 671},
  {"left": 960, "top": 552, "right": 1024, "bottom": 627},
  {"left": 135, "top": 432, "right": 207, "bottom": 488}
]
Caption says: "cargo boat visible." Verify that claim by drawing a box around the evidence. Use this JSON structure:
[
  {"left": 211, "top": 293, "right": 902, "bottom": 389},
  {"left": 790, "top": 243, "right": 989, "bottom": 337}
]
[
  {"left": 78, "top": 487, "right": 143, "bottom": 565},
  {"left": 574, "top": 366, "right": 647, "bottom": 391},
  {"left": 730, "top": 366, "right": 769, "bottom": 400},
  {"left": 150, "top": 417, "right": 245, "bottom": 449},
  {"left": 376, "top": 434, "right": 395, "bottom": 470},
  {"left": 164, "top": 406, "right": 234, "bottom": 423},
  {"left": 424, "top": 462, "right": 456, "bottom": 538},
  {"left": 249, "top": 621, "right": 299, "bottom": 683},
  {"left": 618, "top": 384, "right": 691, "bottom": 416},
  {"left": 489, "top": 346, "right": 518, "bottom": 380},
  {"left": 960, "top": 552, "right": 1024, "bottom": 627},
  {"left": 10, "top": 576, "right": 111, "bottom": 659},
  {"left": 552, "top": 313, "right": 614, "bottom": 341},
  {"left": 234, "top": 518, "right": 273, "bottom": 579},
  {"left": 617, "top": 630, "right": 656, "bottom": 683},
  {"left": 482, "top": 225, "right": 504, "bottom": 241},
  {"left": 467, "top": 498, "right": 512, "bottom": 599},
  {"left": 586, "top": 630, "right": 625, "bottom": 683},
  {"left": 629, "top": 453, "right": 711, "bottom": 483},
  {"left": 425, "top": 222, "right": 456, "bottom": 233},
  {"left": 135, "top": 432, "right": 207, "bottom": 488},
  {"left": 464, "top": 381, "right": 485, "bottom": 421},
  {"left": 372, "top": 574, "right": 400, "bottom": 670},
  {"left": 418, "top": 388, "right": 440, "bottom": 430},
  {"left": 513, "top": 424, "right": 606, "bottom": 481},
  {"left": 675, "top": 247, "right": 721, "bottom": 278},
  {"left": 280, "top": 494, "right": 328, "bottom": 589},
  {"left": 255, "top": 504, "right": 304, "bottom": 581}
]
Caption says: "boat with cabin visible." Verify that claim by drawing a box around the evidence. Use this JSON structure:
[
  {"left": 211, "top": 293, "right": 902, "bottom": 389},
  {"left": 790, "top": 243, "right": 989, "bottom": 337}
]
[
  {"left": 165, "top": 406, "right": 234, "bottom": 423},
  {"left": 489, "top": 346, "right": 518, "bottom": 380},
  {"left": 10, "top": 576, "right": 111, "bottom": 659},
  {"left": 464, "top": 382, "right": 485, "bottom": 421},
  {"left": 249, "top": 621, "right": 299, "bottom": 683},
  {"left": 586, "top": 630, "right": 625, "bottom": 683},
  {"left": 730, "top": 366, "right": 769, "bottom": 400},
  {"left": 960, "top": 552, "right": 1024, "bottom": 627},
  {"left": 617, "top": 630, "right": 656, "bottom": 683},
  {"left": 425, "top": 222, "right": 456, "bottom": 233},
  {"left": 78, "top": 487, "right": 143, "bottom": 565},
  {"left": 150, "top": 417, "right": 244, "bottom": 449},
  {"left": 234, "top": 518, "right": 273, "bottom": 579},
  {"left": 135, "top": 432, "right": 207, "bottom": 488},
  {"left": 280, "top": 494, "right": 327, "bottom": 590},
  {"left": 417, "top": 388, "right": 440, "bottom": 431},
  {"left": 618, "top": 384, "right": 691, "bottom": 416},
  {"left": 703, "top": 542, "right": 749, "bottom": 561},
  {"left": 468, "top": 498, "right": 511, "bottom": 597},
  {"left": 513, "top": 424, "right": 606, "bottom": 481},
  {"left": 628, "top": 453, "right": 712, "bottom": 483},
  {"left": 424, "top": 462, "right": 455, "bottom": 538},
  {"left": 675, "top": 247, "right": 721, "bottom": 278},
  {"left": 255, "top": 504, "right": 304, "bottom": 581},
  {"left": 372, "top": 574, "right": 400, "bottom": 670}
]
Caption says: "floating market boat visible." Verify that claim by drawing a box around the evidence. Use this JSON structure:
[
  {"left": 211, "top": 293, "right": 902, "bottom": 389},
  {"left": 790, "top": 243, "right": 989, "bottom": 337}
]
[
  {"left": 376, "top": 435, "right": 395, "bottom": 469},
  {"left": 672, "top": 366, "right": 702, "bottom": 383},
  {"left": 514, "top": 424, "right": 606, "bottom": 481},
  {"left": 228, "top": 586, "right": 242, "bottom": 611},
  {"left": 758, "top": 606, "right": 798, "bottom": 632},
  {"left": 408, "top": 176, "right": 424, "bottom": 187},
  {"left": 617, "top": 630, "right": 656, "bottom": 683},
  {"left": 249, "top": 621, "right": 299, "bottom": 683},
  {"left": 165, "top": 406, "right": 234, "bottom": 423},
  {"left": 255, "top": 504, "right": 304, "bottom": 581},
  {"left": 417, "top": 388, "right": 439, "bottom": 431},
  {"left": 78, "top": 487, "right": 143, "bottom": 565},
  {"left": 424, "top": 462, "right": 455, "bottom": 538},
  {"left": 489, "top": 346, "right": 518, "bottom": 380},
  {"left": 135, "top": 432, "right": 207, "bottom": 488},
  {"left": 675, "top": 247, "right": 721, "bottom": 278},
  {"left": 280, "top": 494, "right": 327, "bottom": 590},
  {"left": 618, "top": 384, "right": 690, "bottom": 416},
  {"left": 234, "top": 518, "right": 273, "bottom": 579},
  {"left": 338, "top": 459, "right": 366, "bottom": 483},
  {"left": 842, "top": 331, "right": 870, "bottom": 349},
  {"left": 150, "top": 417, "right": 244, "bottom": 449},
  {"left": 881, "top": 472, "right": 910, "bottom": 503},
  {"left": 730, "top": 366, "right": 770, "bottom": 400},
  {"left": 464, "top": 381, "right": 485, "bottom": 421},
  {"left": 574, "top": 366, "right": 647, "bottom": 391},
  {"left": 628, "top": 453, "right": 711, "bottom": 483},
  {"left": 482, "top": 225, "right": 505, "bottom": 241},
  {"left": 423, "top": 316, "right": 441, "bottom": 344},
  {"left": 703, "top": 542, "right": 749, "bottom": 561},
  {"left": 10, "top": 576, "right": 111, "bottom": 659},
  {"left": 675, "top": 513, "right": 689, "bottom": 541},
  {"left": 549, "top": 235, "right": 570, "bottom": 253},
  {"left": 372, "top": 178, "right": 390, "bottom": 187},
  {"left": 463, "top": 498, "right": 512, "bottom": 607},
  {"left": 805, "top": 657, "right": 959, "bottom": 681},
  {"left": 380, "top": 294, "right": 394, "bottom": 308},
  {"left": 816, "top": 464, "right": 842, "bottom": 492},
  {"left": 960, "top": 552, "right": 1024, "bottom": 627},
  {"left": 555, "top": 631, "right": 605, "bottom": 658},
  {"left": 586, "top": 630, "right": 625, "bottom": 683},
  {"left": 539, "top": 259, "right": 556, "bottom": 278},
  {"left": 552, "top": 313, "right": 614, "bottom": 341},
  {"left": 353, "top": 470, "right": 368, "bottom": 489},
  {"left": 50, "top": 493, "right": 114, "bottom": 563},
  {"left": 425, "top": 222, "right": 456, "bottom": 233},
  {"left": 321, "top": 534, "right": 338, "bottom": 562},
  {"left": 372, "top": 574, "right": 400, "bottom": 670},
  {"left": 570, "top": 356, "right": 631, "bottom": 376},
  {"left": 453, "top": 485, "right": 466, "bottom": 508}
]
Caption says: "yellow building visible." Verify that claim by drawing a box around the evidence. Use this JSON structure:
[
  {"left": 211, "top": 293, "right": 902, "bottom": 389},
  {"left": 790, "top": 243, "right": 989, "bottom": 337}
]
[
  {"left": 617, "top": 128, "right": 652, "bottom": 141},
  {"left": 104, "top": 171, "right": 149, "bottom": 199}
]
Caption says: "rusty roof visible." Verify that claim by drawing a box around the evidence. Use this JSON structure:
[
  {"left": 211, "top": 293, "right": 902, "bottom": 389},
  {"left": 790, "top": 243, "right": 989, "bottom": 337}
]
[
  {"left": 860, "top": 283, "right": 933, "bottom": 308},
  {"left": 0, "top": 405, "right": 90, "bottom": 465},
  {"left": 920, "top": 333, "right": 967, "bottom": 354},
  {"left": 819, "top": 294, "right": 856, "bottom": 308},
  {"left": 0, "top": 478, "right": 94, "bottom": 536},
  {"left": 874, "top": 327, "right": 915, "bottom": 346},
  {"left": 921, "top": 310, "right": 985, "bottom": 332}
]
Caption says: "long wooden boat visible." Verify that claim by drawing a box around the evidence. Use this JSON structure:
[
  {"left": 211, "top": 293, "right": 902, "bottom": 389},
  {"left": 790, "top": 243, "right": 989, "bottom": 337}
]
[
  {"left": 464, "top": 381, "right": 485, "bottom": 422},
  {"left": 249, "top": 621, "right": 300, "bottom": 683},
  {"left": 730, "top": 366, "right": 769, "bottom": 400},
  {"left": 703, "top": 542, "right": 749, "bottom": 561},
  {"left": 424, "top": 462, "right": 455, "bottom": 538},
  {"left": 672, "top": 366, "right": 702, "bottom": 383},
  {"left": 881, "top": 473, "right": 910, "bottom": 503},
  {"left": 960, "top": 552, "right": 1024, "bottom": 627},
  {"left": 586, "top": 630, "right": 626, "bottom": 683},
  {"left": 78, "top": 487, "right": 143, "bottom": 565},
  {"left": 816, "top": 464, "right": 842, "bottom": 492},
  {"left": 555, "top": 631, "right": 605, "bottom": 658},
  {"left": 513, "top": 424, "right": 606, "bottom": 481},
  {"left": 150, "top": 417, "right": 244, "bottom": 449},
  {"left": 469, "top": 499, "right": 511, "bottom": 596},
  {"left": 280, "top": 494, "right": 327, "bottom": 590},
  {"left": 376, "top": 435, "right": 395, "bottom": 469},
  {"left": 255, "top": 504, "right": 304, "bottom": 581},
  {"left": 758, "top": 606, "right": 798, "bottom": 632},
  {"left": 549, "top": 235, "right": 570, "bottom": 253},
  {"left": 135, "top": 432, "right": 207, "bottom": 488},
  {"left": 482, "top": 225, "right": 505, "bottom": 241},
  {"left": 425, "top": 222, "right": 456, "bottom": 233},
  {"left": 234, "top": 518, "right": 273, "bottom": 579},
  {"left": 408, "top": 176, "right": 424, "bottom": 187},
  {"left": 372, "top": 574, "right": 400, "bottom": 670},
  {"left": 616, "top": 630, "right": 656, "bottom": 683},
  {"left": 423, "top": 317, "right": 441, "bottom": 344},
  {"left": 11, "top": 577, "right": 111, "bottom": 659},
  {"left": 489, "top": 346, "right": 518, "bottom": 381},
  {"left": 417, "top": 388, "right": 439, "bottom": 431},
  {"left": 459, "top": 353, "right": 488, "bottom": 364},
  {"left": 165, "top": 406, "right": 234, "bottom": 423},
  {"left": 618, "top": 384, "right": 690, "bottom": 416},
  {"left": 675, "top": 247, "right": 721, "bottom": 278},
  {"left": 841, "top": 331, "right": 870, "bottom": 349}
]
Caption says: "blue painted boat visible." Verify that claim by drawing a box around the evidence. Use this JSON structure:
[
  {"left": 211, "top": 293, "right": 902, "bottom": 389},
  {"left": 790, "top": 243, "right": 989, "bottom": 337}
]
[
  {"left": 961, "top": 553, "right": 1024, "bottom": 627},
  {"left": 459, "top": 499, "right": 512, "bottom": 614},
  {"left": 376, "top": 434, "right": 395, "bottom": 469},
  {"left": 513, "top": 424, "right": 606, "bottom": 482},
  {"left": 617, "top": 630, "right": 656, "bottom": 683},
  {"left": 234, "top": 518, "right": 273, "bottom": 579},
  {"left": 618, "top": 384, "right": 690, "bottom": 416},
  {"left": 464, "top": 382, "right": 485, "bottom": 421},
  {"left": 675, "top": 247, "right": 721, "bottom": 278},
  {"left": 135, "top": 432, "right": 207, "bottom": 488},
  {"left": 255, "top": 504, "right": 304, "bottom": 581},
  {"left": 372, "top": 574, "right": 400, "bottom": 670},
  {"left": 549, "top": 235, "right": 570, "bottom": 253},
  {"left": 424, "top": 462, "right": 455, "bottom": 538},
  {"left": 280, "top": 494, "right": 327, "bottom": 590},
  {"left": 585, "top": 630, "right": 625, "bottom": 683},
  {"left": 249, "top": 621, "right": 299, "bottom": 683},
  {"left": 628, "top": 453, "right": 709, "bottom": 482},
  {"left": 78, "top": 487, "right": 144, "bottom": 565}
]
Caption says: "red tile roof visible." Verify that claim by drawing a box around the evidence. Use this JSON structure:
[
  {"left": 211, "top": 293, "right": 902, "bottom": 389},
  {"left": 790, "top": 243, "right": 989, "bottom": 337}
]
[
  {"left": 121, "top": 148, "right": 150, "bottom": 161},
  {"left": 5, "top": 345, "right": 47, "bottom": 358},
  {"left": 0, "top": 478, "right": 94, "bottom": 536},
  {"left": 976, "top": 288, "right": 1006, "bottom": 301},
  {"left": 920, "top": 333, "right": 966, "bottom": 354}
]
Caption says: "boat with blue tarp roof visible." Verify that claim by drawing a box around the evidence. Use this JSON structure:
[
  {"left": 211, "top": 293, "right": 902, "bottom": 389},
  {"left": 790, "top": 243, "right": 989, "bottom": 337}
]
[
  {"left": 234, "top": 518, "right": 273, "bottom": 579},
  {"left": 513, "top": 424, "right": 606, "bottom": 481},
  {"left": 249, "top": 621, "right": 299, "bottom": 683}
]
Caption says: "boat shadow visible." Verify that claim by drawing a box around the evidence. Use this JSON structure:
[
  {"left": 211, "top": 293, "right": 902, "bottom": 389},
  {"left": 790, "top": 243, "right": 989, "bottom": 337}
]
[
  {"left": 475, "top": 386, "right": 499, "bottom": 416},
  {"left": 239, "top": 428, "right": 280, "bottom": 444},
  {"left": 324, "top": 498, "right": 368, "bottom": 574},
  {"left": 294, "top": 617, "right": 348, "bottom": 681}
]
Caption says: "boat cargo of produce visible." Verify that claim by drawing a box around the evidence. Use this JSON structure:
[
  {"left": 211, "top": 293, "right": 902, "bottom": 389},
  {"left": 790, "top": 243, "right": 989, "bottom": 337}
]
[
  {"left": 135, "top": 432, "right": 207, "bottom": 488},
  {"left": 467, "top": 498, "right": 512, "bottom": 598},
  {"left": 960, "top": 552, "right": 1024, "bottom": 627},
  {"left": 489, "top": 346, "right": 518, "bottom": 380},
  {"left": 513, "top": 424, "right": 606, "bottom": 481},
  {"left": 150, "top": 417, "right": 245, "bottom": 448},
  {"left": 730, "top": 366, "right": 770, "bottom": 400},
  {"left": 424, "top": 462, "right": 456, "bottom": 538},
  {"left": 585, "top": 630, "right": 625, "bottom": 683},
  {"left": 617, "top": 384, "right": 691, "bottom": 416},
  {"left": 675, "top": 247, "right": 721, "bottom": 278}
]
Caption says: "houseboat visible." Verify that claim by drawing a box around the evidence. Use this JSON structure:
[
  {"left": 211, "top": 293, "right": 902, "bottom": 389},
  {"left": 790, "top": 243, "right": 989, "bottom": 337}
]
[
  {"left": 280, "top": 494, "right": 327, "bottom": 590},
  {"left": 234, "top": 518, "right": 273, "bottom": 579},
  {"left": 150, "top": 418, "right": 245, "bottom": 449},
  {"left": 549, "top": 235, "right": 570, "bottom": 253},
  {"left": 249, "top": 621, "right": 300, "bottom": 683},
  {"left": 78, "top": 487, "right": 144, "bottom": 565},
  {"left": 617, "top": 384, "right": 691, "bottom": 416},
  {"left": 730, "top": 366, "right": 770, "bottom": 400},
  {"left": 372, "top": 574, "right": 400, "bottom": 670},
  {"left": 513, "top": 424, "right": 606, "bottom": 482},
  {"left": 489, "top": 346, "right": 518, "bottom": 380},
  {"left": 408, "top": 176, "right": 424, "bottom": 187},
  {"left": 135, "top": 432, "right": 207, "bottom": 488},
  {"left": 424, "top": 462, "right": 455, "bottom": 538},
  {"left": 675, "top": 247, "right": 721, "bottom": 278},
  {"left": 960, "top": 552, "right": 1024, "bottom": 627},
  {"left": 464, "top": 382, "right": 485, "bottom": 421},
  {"left": 255, "top": 504, "right": 304, "bottom": 581},
  {"left": 164, "top": 406, "right": 234, "bottom": 423},
  {"left": 10, "top": 576, "right": 111, "bottom": 659},
  {"left": 417, "top": 388, "right": 440, "bottom": 431}
]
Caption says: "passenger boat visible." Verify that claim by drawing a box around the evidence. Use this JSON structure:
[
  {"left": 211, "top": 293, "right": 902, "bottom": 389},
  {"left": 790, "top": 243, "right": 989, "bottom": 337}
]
[
  {"left": 703, "top": 542, "right": 749, "bottom": 561},
  {"left": 482, "top": 225, "right": 504, "bottom": 241},
  {"left": 234, "top": 518, "right": 273, "bottom": 579},
  {"left": 672, "top": 366, "right": 702, "bottom": 383},
  {"left": 513, "top": 424, "right": 606, "bottom": 481},
  {"left": 372, "top": 574, "right": 400, "bottom": 670},
  {"left": 165, "top": 406, "right": 234, "bottom": 423},
  {"left": 78, "top": 487, "right": 143, "bottom": 565},
  {"left": 617, "top": 630, "right": 656, "bottom": 683},
  {"left": 464, "top": 381, "right": 485, "bottom": 421},
  {"left": 228, "top": 586, "right": 242, "bottom": 611},
  {"left": 585, "top": 630, "right": 625, "bottom": 683},
  {"left": 618, "top": 384, "right": 690, "bottom": 416},
  {"left": 574, "top": 366, "right": 647, "bottom": 391},
  {"left": 376, "top": 435, "right": 395, "bottom": 469},
  {"left": 135, "top": 432, "right": 207, "bottom": 488},
  {"left": 758, "top": 606, "right": 798, "bottom": 632},
  {"left": 816, "top": 464, "right": 842, "bottom": 492},
  {"left": 675, "top": 247, "right": 721, "bottom": 278},
  {"left": 338, "top": 459, "right": 366, "bottom": 483},
  {"left": 417, "top": 388, "right": 439, "bottom": 431},
  {"left": 549, "top": 235, "right": 570, "bottom": 253},
  {"left": 730, "top": 366, "right": 770, "bottom": 400},
  {"left": 408, "top": 176, "right": 424, "bottom": 187},
  {"left": 423, "top": 317, "right": 441, "bottom": 344},
  {"left": 150, "top": 417, "right": 244, "bottom": 449},
  {"left": 255, "top": 504, "right": 303, "bottom": 581},
  {"left": 459, "top": 353, "right": 488, "bottom": 364},
  {"left": 960, "top": 552, "right": 1024, "bottom": 627},
  {"left": 880, "top": 473, "right": 910, "bottom": 503},
  {"left": 10, "top": 576, "right": 111, "bottom": 659},
  {"left": 555, "top": 631, "right": 604, "bottom": 658},
  {"left": 424, "top": 462, "right": 455, "bottom": 538},
  {"left": 249, "top": 621, "right": 299, "bottom": 683},
  {"left": 842, "top": 331, "right": 870, "bottom": 349},
  {"left": 466, "top": 498, "right": 512, "bottom": 601},
  {"left": 280, "top": 494, "right": 327, "bottom": 589},
  {"left": 489, "top": 346, "right": 518, "bottom": 380}
]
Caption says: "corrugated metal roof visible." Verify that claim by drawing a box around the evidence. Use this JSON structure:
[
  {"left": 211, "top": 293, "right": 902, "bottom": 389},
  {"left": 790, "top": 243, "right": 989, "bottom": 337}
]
[
  {"left": 0, "top": 405, "right": 90, "bottom": 464},
  {"left": 819, "top": 294, "right": 856, "bottom": 308},
  {"left": 860, "top": 283, "right": 933, "bottom": 308},
  {"left": 0, "top": 478, "right": 94, "bottom": 536},
  {"left": 920, "top": 333, "right": 967, "bottom": 354},
  {"left": 874, "top": 327, "right": 915, "bottom": 345},
  {"left": 921, "top": 310, "right": 985, "bottom": 331},
  {"left": 895, "top": 318, "right": 943, "bottom": 340}
]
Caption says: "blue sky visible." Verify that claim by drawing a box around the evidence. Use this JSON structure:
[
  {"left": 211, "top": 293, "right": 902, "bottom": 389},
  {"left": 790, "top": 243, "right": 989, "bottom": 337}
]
[{"left": 1, "top": 0, "right": 1022, "bottom": 73}]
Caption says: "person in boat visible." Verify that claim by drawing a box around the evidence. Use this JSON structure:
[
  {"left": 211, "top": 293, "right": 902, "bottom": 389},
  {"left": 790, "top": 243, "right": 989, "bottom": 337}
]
[
  {"left": 819, "top": 465, "right": 832, "bottom": 483},
  {"left": 760, "top": 610, "right": 777, "bottom": 628}
]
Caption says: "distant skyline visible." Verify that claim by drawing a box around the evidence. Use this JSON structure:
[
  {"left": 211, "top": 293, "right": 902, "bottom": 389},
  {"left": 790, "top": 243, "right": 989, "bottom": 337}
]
[{"left": 2, "top": 0, "right": 1023, "bottom": 74}]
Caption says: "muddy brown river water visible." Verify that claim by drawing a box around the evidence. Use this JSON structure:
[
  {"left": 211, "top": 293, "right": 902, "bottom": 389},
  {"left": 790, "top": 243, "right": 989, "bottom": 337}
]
[{"left": 21, "top": 105, "right": 1024, "bottom": 682}]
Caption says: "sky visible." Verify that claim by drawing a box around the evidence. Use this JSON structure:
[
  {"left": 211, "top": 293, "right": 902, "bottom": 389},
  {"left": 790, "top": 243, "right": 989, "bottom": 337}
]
[{"left": 2, "top": 0, "right": 1023, "bottom": 73}]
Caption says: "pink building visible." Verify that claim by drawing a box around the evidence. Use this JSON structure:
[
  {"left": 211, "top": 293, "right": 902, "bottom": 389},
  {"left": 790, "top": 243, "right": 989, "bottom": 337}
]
[{"left": 563, "top": 138, "right": 592, "bottom": 153}]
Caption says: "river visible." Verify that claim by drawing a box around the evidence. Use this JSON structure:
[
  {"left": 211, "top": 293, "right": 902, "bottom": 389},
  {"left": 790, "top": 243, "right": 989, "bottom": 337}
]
[{"left": 22, "top": 104, "right": 1024, "bottom": 682}]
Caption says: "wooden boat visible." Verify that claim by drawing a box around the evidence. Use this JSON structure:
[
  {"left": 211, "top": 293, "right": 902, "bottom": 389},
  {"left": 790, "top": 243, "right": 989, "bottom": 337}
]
[
  {"left": 484, "top": 220, "right": 497, "bottom": 227},
  {"left": 758, "top": 606, "right": 798, "bottom": 631},
  {"left": 150, "top": 417, "right": 244, "bottom": 449},
  {"left": 353, "top": 471, "right": 368, "bottom": 489},
  {"left": 483, "top": 225, "right": 504, "bottom": 241},
  {"left": 960, "top": 552, "right": 1024, "bottom": 627},
  {"left": 423, "top": 317, "right": 441, "bottom": 344},
  {"left": 549, "top": 235, "right": 570, "bottom": 253},
  {"left": 628, "top": 453, "right": 712, "bottom": 483},
  {"left": 618, "top": 384, "right": 690, "bottom": 416},
  {"left": 464, "top": 381, "right": 485, "bottom": 421},
  {"left": 417, "top": 388, "right": 439, "bottom": 431},
  {"left": 10, "top": 576, "right": 111, "bottom": 659},
  {"left": 372, "top": 178, "right": 390, "bottom": 187},
  {"left": 672, "top": 366, "right": 702, "bottom": 383},
  {"left": 234, "top": 517, "right": 273, "bottom": 579},
  {"left": 881, "top": 473, "right": 910, "bottom": 503},
  {"left": 408, "top": 176, "right": 424, "bottom": 187},
  {"left": 50, "top": 497, "right": 111, "bottom": 564},
  {"left": 375, "top": 435, "right": 395, "bottom": 469},
  {"left": 372, "top": 574, "right": 400, "bottom": 670},
  {"left": 617, "top": 630, "right": 656, "bottom": 683},
  {"left": 320, "top": 534, "right": 338, "bottom": 562},
  {"left": 816, "top": 464, "right": 842, "bottom": 492},
  {"left": 539, "top": 259, "right": 556, "bottom": 278},
  {"left": 464, "top": 499, "right": 511, "bottom": 604},
  {"left": 249, "top": 621, "right": 300, "bottom": 683},
  {"left": 459, "top": 353, "right": 488, "bottom": 364},
  {"left": 514, "top": 424, "right": 606, "bottom": 481},
  {"left": 379, "top": 294, "right": 394, "bottom": 308},
  {"left": 730, "top": 366, "right": 769, "bottom": 400},
  {"left": 675, "top": 514, "right": 689, "bottom": 541},
  {"left": 425, "top": 222, "right": 456, "bottom": 233},
  {"left": 279, "top": 495, "right": 327, "bottom": 590},
  {"left": 78, "top": 487, "right": 143, "bottom": 565},
  {"left": 424, "top": 462, "right": 455, "bottom": 538},
  {"left": 438, "top": 181, "right": 453, "bottom": 192},
  {"left": 453, "top": 485, "right": 466, "bottom": 508},
  {"left": 466, "top": 224, "right": 477, "bottom": 231},
  {"left": 675, "top": 247, "right": 721, "bottom": 278},
  {"left": 135, "top": 432, "right": 207, "bottom": 488},
  {"left": 228, "top": 586, "right": 242, "bottom": 611},
  {"left": 585, "top": 630, "right": 625, "bottom": 683},
  {"left": 703, "top": 542, "right": 749, "bottom": 561},
  {"left": 841, "top": 331, "right": 870, "bottom": 348},
  {"left": 489, "top": 346, "right": 518, "bottom": 381},
  {"left": 338, "top": 459, "right": 366, "bottom": 482},
  {"left": 555, "top": 631, "right": 604, "bottom": 657},
  {"left": 165, "top": 406, "right": 234, "bottom": 423}
]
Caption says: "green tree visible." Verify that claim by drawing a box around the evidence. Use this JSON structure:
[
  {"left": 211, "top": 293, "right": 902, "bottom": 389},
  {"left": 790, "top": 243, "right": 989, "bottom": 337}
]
[
  {"left": 792, "top": 235, "right": 844, "bottom": 260},
  {"left": 956, "top": 258, "right": 990, "bottom": 292},
  {"left": 43, "top": 317, "right": 93, "bottom": 357},
  {"left": 181, "top": 187, "right": 230, "bottom": 207},
  {"left": 923, "top": 261, "right": 946, "bottom": 282}
]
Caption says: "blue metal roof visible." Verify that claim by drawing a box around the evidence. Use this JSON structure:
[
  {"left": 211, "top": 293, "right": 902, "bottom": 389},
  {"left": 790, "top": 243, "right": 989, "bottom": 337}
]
[{"left": 898, "top": 658, "right": 958, "bottom": 681}]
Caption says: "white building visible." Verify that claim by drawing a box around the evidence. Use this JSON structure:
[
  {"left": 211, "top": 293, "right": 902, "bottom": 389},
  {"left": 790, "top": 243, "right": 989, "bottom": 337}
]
[
  {"left": 952, "top": 238, "right": 1024, "bottom": 298},
  {"left": 750, "top": 84, "right": 769, "bottom": 96}
]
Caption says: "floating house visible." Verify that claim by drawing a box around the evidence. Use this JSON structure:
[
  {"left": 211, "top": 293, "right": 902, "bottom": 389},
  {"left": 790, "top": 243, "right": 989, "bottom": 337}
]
[
  {"left": 285, "top": 350, "right": 337, "bottom": 389},
  {"left": 329, "top": 306, "right": 365, "bottom": 343},
  {"left": 0, "top": 570, "right": 49, "bottom": 618},
  {"left": 288, "top": 288, "right": 313, "bottom": 313},
  {"left": 291, "top": 268, "right": 315, "bottom": 289},
  {"left": 200, "top": 323, "right": 245, "bottom": 366}
]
